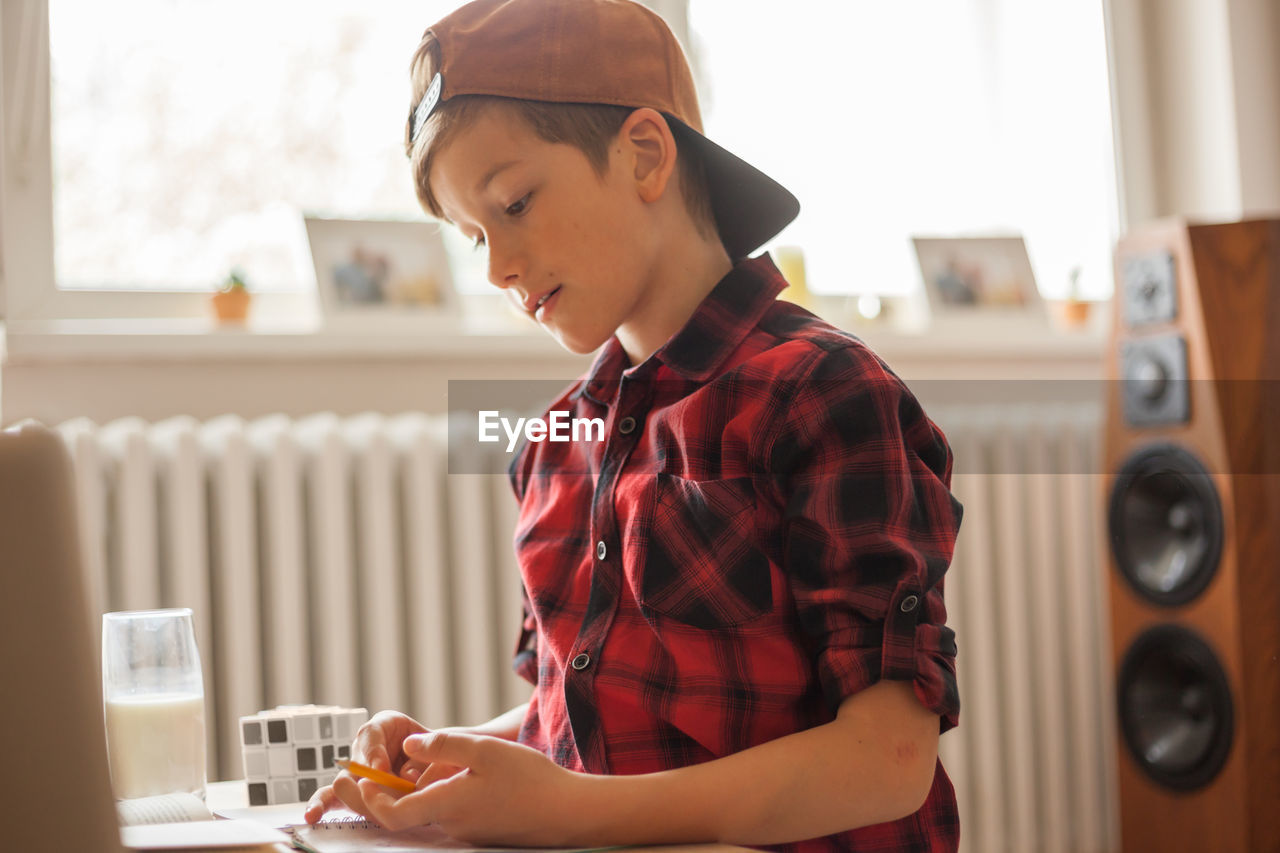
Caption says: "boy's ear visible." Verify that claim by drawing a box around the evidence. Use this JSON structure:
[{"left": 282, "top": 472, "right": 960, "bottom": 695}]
[{"left": 620, "top": 108, "right": 678, "bottom": 204}]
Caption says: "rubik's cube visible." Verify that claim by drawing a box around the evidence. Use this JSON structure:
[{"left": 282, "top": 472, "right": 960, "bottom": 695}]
[{"left": 239, "top": 705, "right": 369, "bottom": 806}]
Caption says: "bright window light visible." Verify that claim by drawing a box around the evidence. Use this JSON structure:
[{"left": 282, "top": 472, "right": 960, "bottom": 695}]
[
  {"left": 49, "top": 0, "right": 470, "bottom": 293},
  {"left": 48, "top": 1, "right": 1117, "bottom": 302},
  {"left": 689, "top": 0, "right": 1118, "bottom": 299}
]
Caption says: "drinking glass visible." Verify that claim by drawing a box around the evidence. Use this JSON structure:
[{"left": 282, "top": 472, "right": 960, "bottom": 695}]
[{"left": 102, "top": 608, "right": 207, "bottom": 800}]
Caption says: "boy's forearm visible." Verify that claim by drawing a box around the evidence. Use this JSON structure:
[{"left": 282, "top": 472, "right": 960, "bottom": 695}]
[
  {"left": 435, "top": 701, "right": 524, "bottom": 742},
  {"left": 446, "top": 702, "right": 528, "bottom": 741},
  {"left": 564, "top": 682, "right": 938, "bottom": 847}
]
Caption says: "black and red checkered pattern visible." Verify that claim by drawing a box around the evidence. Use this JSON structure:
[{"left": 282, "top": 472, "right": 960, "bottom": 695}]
[{"left": 508, "top": 255, "right": 962, "bottom": 852}]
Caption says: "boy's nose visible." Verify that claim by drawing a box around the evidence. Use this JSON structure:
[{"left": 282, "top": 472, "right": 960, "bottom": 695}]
[
  {"left": 486, "top": 244, "right": 522, "bottom": 289},
  {"left": 490, "top": 270, "right": 520, "bottom": 289}
]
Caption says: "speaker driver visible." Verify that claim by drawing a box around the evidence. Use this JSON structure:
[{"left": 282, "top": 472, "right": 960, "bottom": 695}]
[
  {"left": 1108, "top": 444, "right": 1223, "bottom": 606},
  {"left": 1117, "top": 624, "right": 1234, "bottom": 791}
]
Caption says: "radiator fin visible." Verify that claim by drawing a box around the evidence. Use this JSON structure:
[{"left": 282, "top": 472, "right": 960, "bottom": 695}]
[{"left": 933, "top": 403, "right": 1117, "bottom": 853}]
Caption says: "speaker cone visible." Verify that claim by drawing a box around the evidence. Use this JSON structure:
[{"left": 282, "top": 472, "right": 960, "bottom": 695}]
[
  {"left": 1117, "top": 624, "right": 1234, "bottom": 791},
  {"left": 1108, "top": 444, "right": 1223, "bottom": 606}
]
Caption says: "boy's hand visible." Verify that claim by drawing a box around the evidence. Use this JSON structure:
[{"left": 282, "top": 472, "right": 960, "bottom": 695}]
[
  {"left": 357, "top": 730, "right": 582, "bottom": 846},
  {"left": 304, "top": 710, "right": 465, "bottom": 824}
]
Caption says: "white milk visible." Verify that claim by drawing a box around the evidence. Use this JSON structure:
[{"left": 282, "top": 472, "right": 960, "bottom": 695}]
[{"left": 105, "top": 693, "right": 206, "bottom": 800}]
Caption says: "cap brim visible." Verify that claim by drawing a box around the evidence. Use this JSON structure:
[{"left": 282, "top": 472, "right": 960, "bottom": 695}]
[{"left": 666, "top": 116, "right": 800, "bottom": 260}]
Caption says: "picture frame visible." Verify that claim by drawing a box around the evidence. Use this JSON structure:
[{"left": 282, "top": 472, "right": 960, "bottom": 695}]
[
  {"left": 911, "top": 235, "right": 1044, "bottom": 318},
  {"left": 304, "top": 216, "right": 459, "bottom": 325}
]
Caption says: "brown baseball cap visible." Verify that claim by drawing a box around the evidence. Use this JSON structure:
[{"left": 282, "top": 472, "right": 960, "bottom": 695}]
[{"left": 409, "top": 0, "right": 799, "bottom": 259}]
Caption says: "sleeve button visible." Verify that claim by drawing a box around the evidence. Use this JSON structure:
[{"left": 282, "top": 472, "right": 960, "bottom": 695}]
[
  {"left": 571, "top": 653, "right": 591, "bottom": 671},
  {"left": 900, "top": 594, "right": 920, "bottom": 613}
]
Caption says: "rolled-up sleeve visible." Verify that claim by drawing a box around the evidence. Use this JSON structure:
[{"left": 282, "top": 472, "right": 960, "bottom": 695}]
[{"left": 768, "top": 344, "right": 963, "bottom": 732}]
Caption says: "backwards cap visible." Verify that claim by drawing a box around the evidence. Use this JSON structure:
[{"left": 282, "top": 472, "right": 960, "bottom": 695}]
[{"left": 410, "top": 0, "right": 799, "bottom": 259}]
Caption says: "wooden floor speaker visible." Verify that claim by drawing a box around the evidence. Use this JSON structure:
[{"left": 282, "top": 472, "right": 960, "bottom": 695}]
[{"left": 1105, "top": 218, "right": 1280, "bottom": 851}]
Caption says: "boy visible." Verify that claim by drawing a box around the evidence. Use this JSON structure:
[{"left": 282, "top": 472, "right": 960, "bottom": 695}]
[{"left": 307, "top": 1, "right": 963, "bottom": 849}]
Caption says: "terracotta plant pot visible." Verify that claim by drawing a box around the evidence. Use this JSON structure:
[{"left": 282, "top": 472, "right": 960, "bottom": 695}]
[
  {"left": 1053, "top": 299, "right": 1091, "bottom": 329},
  {"left": 211, "top": 288, "right": 251, "bottom": 324}
]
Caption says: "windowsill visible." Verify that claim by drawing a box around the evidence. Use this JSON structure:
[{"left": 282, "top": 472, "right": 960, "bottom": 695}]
[
  {"left": 0, "top": 307, "right": 1109, "bottom": 425},
  {"left": 0, "top": 313, "right": 577, "bottom": 364},
  {"left": 1, "top": 306, "right": 1109, "bottom": 370}
]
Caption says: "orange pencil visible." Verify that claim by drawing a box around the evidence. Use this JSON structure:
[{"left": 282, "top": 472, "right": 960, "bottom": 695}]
[{"left": 335, "top": 757, "right": 417, "bottom": 794}]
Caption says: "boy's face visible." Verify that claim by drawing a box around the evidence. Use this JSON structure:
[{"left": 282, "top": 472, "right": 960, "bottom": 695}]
[{"left": 429, "top": 106, "right": 663, "bottom": 355}]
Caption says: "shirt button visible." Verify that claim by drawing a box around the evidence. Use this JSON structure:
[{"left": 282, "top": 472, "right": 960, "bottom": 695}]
[
  {"left": 618, "top": 416, "right": 637, "bottom": 435},
  {"left": 571, "top": 653, "right": 591, "bottom": 671},
  {"left": 900, "top": 594, "right": 920, "bottom": 613},
  {"left": 596, "top": 541, "right": 607, "bottom": 560}
]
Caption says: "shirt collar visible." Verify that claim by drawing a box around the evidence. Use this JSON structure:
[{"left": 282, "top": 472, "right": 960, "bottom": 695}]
[{"left": 571, "top": 253, "right": 788, "bottom": 404}]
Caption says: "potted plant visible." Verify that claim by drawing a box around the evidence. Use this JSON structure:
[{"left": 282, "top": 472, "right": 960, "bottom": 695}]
[
  {"left": 1056, "top": 265, "right": 1091, "bottom": 329},
  {"left": 211, "top": 268, "right": 251, "bottom": 324}
]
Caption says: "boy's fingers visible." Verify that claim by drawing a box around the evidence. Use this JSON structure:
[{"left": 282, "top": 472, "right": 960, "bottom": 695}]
[
  {"left": 303, "top": 784, "right": 340, "bottom": 824},
  {"left": 331, "top": 773, "right": 380, "bottom": 823},
  {"left": 403, "top": 730, "right": 487, "bottom": 770},
  {"left": 359, "top": 778, "right": 419, "bottom": 831},
  {"left": 399, "top": 759, "right": 428, "bottom": 781},
  {"left": 360, "top": 775, "right": 461, "bottom": 832},
  {"left": 353, "top": 711, "right": 427, "bottom": 772},
  {"left": 417, "top": 761, "right": 465, "bottom": 787},
  {"left": 366, "top": 743, "right": 391, "bottom": 771},
  {"left": 353, "top": 730, "right": 390, "bottom": 771},
  {"left": 354, "top": 712, "right": 400, "bottom": 769}
]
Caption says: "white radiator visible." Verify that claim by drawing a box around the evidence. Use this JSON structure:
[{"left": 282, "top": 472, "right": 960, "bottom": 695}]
[
  {"left": 933, "top": 402, "right": 1119, "bottom": 853},
  {"left": 56, "top": 413, "right": 528, "bottom": 781},
  {"left": 57, "top": 405, "right": 1121, "bottom": 852}
]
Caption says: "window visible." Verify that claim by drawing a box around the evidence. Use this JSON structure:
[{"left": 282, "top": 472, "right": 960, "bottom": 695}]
[
  {"left": 688, "top": 0, "right": 1119, "bottom": 299},
  {"left": 2, "top": 0, "right": 1117, "bottom": 328},
  {"left": 48, "top": 0, "right": 465, "bottom": 295},
  {"left": 1, "top": 0, "right": 486, "bottom": 325}
]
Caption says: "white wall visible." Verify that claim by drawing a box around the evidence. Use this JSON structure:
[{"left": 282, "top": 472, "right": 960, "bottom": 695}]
[
  {"left": 1107, "top": 0, "right": 1280, "bottom": 228},
  {"left": 1226, "top": 0, "right": 1280, "bottom": 213}
]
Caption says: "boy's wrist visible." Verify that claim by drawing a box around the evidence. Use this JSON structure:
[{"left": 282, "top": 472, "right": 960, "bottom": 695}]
[{"left": 558, "top": 767, "right": 721, "bottom": 847}]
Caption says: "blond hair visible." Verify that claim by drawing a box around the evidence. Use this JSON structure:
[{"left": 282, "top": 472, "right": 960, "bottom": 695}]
[{"left": 404, "top": 33, "right": 715, "bottom": 237}]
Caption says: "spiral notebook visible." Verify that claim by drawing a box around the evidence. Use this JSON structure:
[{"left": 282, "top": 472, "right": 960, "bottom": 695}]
[
  {"left": 291, "top": 815, "right": 489, "bottom": 851},
  {"left": 290, "top": 816, "right": 613, "bottom": 852},
  {"left": 215, "top": 802, "right": 615, "bottom": 853}
]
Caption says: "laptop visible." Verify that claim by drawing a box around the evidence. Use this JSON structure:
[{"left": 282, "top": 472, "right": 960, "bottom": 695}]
[{"left": 0, "top": 421, "right": 126, "bottom": 852}]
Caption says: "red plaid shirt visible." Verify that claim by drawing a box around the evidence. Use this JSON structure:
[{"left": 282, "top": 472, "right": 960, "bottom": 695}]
[{"left": 508, "top": 255, "right": 962, "bottom": 852}]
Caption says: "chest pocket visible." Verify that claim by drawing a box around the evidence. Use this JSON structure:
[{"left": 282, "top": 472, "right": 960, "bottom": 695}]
[{"left": 637, "top": 475, "right": 773, "bottom": 629}]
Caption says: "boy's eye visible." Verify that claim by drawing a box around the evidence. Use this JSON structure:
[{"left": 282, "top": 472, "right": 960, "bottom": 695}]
[{"left": 505, "top": 193, "right": 531, "bottom": 217}]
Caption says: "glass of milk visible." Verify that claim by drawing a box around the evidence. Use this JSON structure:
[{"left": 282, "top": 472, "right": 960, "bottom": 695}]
[{"left": 102, "top": 608, "right": 207, "bottom": 800}]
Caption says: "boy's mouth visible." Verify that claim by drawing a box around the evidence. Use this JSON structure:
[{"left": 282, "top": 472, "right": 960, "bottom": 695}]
[{"left": 531, "top": 285, "right": 562, "bottom": 315}]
